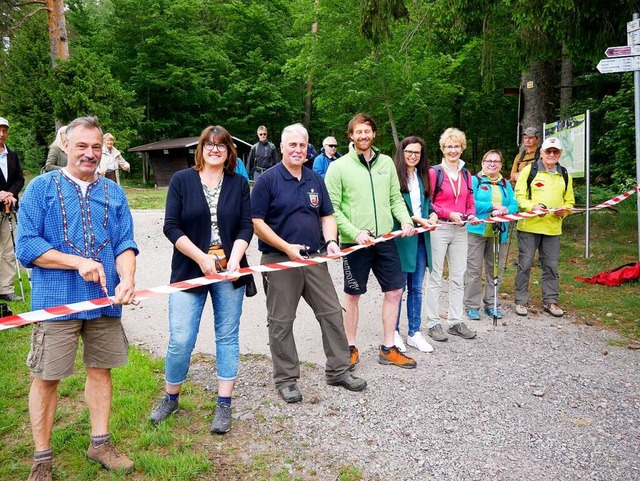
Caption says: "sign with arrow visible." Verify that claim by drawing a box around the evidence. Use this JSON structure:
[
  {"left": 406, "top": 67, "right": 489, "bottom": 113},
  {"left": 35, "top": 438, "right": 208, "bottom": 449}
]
[
  {"left": 597, "top": 56, "right": 640, "bottom": 74},
  {"left": 605, "top": 45, "right": 640, "bottom": 57}
]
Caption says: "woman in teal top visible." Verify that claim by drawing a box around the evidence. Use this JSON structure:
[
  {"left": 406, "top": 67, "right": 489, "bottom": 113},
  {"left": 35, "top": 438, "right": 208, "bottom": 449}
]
[
  {"left": 464, "top": 149, "right": 518, "bottom": 320},
  {"left": 393, "top": 136, "right": 437, "bottom": 353}
]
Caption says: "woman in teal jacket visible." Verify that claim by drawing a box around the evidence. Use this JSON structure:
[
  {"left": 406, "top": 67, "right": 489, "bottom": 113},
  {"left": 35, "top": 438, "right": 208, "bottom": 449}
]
[
  {"left": 393, "top": 136, "right": 437, "bottom": 353},
  {"left": 464, "top": 149, "right": 518, "bottom": 320}
]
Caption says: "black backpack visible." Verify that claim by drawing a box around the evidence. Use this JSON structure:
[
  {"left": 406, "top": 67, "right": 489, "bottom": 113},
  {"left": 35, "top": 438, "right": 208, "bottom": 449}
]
[
  {"left": 525, "top": 161, "right": 568, "bottom": 199},
  {"left": 432, "top": 165, "right": 473, "bottom": 200}
]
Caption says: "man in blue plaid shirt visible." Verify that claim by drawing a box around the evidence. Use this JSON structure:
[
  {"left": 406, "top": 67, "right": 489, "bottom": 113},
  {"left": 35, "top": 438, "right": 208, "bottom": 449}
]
[{"left": 16, "top": 116, "right": 139, "bottom": 480}]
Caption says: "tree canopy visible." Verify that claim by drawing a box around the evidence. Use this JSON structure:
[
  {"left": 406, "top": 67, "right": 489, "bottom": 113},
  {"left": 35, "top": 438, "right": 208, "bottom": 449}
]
[{"left": 0, "top": 0, "right": 637, "bottom": 187}]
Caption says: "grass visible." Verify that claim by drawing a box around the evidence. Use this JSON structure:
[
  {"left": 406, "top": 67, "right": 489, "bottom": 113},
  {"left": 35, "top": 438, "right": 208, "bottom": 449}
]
[{"left": 1, "top": 183, "right": 638, "bottom": 480}]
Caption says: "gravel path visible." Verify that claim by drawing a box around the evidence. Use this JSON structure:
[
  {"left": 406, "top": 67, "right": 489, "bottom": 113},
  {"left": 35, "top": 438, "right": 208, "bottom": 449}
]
[{"left": 125, "top": 210, "right": 640, "bottom": 481}]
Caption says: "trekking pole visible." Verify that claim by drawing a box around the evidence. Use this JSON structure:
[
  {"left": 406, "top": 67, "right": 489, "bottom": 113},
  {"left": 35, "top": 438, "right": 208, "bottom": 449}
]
[
  {"left": 4, "top": 203, "right": 26, "bottom": 303},
  {"left": 492, "top": 223, "right": 500, "bottom": 329}
]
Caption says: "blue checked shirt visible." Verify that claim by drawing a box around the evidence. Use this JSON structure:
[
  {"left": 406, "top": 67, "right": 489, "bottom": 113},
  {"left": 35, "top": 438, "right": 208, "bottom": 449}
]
[{"left": 16, "top": 171, "right": 138, "bottom": 320}]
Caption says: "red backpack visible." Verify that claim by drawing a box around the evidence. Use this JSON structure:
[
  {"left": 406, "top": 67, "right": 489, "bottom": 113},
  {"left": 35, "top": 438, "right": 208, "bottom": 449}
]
[{"left": 575, "top": 262, "right": 640, "bottom": 287}]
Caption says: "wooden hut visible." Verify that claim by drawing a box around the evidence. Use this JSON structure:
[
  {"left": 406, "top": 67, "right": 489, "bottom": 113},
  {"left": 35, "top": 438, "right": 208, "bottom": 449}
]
[{"left": 129, "top": 136, "right": 253, "bottom": 187}]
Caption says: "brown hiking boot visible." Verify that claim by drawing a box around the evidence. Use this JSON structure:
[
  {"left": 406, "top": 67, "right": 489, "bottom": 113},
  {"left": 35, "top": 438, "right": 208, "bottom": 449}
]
[
  {"left": 378, "top": 346, "right": 417, "bottom": 369},
  {"left": 87, "top": 441, "right": 134, "bottom": 472},
  {"left": 27, "top": 460, "right": 52, "bottom": 481},
  {"left": 348, "top": 345, "right": 359, "bottom": 371}
]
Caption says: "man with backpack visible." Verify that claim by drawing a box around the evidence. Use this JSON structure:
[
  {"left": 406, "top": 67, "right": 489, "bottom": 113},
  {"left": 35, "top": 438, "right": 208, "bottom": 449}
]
[
  {"left": 510, "top": 127, "right": 540, "bottom": 183},
  {"left": 247, "top": 125, "right": 279, "bottom": 181},
  {"left": 513, "top": 137, "right": 574, "bottom": 317}
]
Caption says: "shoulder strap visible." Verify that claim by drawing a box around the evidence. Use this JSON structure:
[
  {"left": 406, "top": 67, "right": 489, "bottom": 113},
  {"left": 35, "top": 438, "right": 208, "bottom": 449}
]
[
  {"left": 432, "top": 165, "right": 443, "bottom": 199},
  {"left": 461, "top": 167, "right": 473, "bottom": 193},
  {"left": 525, "top": 162, "right": 539, "bottom": 200}
]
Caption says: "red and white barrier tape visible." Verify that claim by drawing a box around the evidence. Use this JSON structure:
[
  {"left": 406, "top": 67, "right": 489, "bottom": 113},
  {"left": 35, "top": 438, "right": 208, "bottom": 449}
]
[{"left": 2, "top": 184, "right": 638, "bottom": 330}]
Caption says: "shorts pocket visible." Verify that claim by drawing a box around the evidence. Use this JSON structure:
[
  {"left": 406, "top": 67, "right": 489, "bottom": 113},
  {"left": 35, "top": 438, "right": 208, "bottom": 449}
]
[{"left": 26, "top": 325, "right": 45, "bottom": 373}]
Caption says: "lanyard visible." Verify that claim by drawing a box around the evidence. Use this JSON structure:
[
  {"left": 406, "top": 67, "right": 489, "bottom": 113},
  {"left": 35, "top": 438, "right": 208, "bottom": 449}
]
[{"left": 443, "top": 164, "right": 462, "bottom": 202}]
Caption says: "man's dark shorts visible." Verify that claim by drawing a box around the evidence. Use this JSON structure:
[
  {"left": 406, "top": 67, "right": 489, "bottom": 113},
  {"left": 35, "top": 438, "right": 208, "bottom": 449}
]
[
  {"left": 27, "top": 316, "right": 129, "bottom": 380},
  {"left": 342, "top": 241, "right": 404, "bottom": 295}
]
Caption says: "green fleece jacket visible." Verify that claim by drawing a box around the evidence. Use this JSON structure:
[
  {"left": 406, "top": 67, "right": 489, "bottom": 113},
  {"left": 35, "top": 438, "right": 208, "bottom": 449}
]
[{"left": 325, "top": 145, "right": 411, "bottom": 244}]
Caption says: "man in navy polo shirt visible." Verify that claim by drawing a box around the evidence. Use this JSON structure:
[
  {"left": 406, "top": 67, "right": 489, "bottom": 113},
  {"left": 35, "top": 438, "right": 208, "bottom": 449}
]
[{"left": 251, "top": 123, "right": 367, "bottom": 404}]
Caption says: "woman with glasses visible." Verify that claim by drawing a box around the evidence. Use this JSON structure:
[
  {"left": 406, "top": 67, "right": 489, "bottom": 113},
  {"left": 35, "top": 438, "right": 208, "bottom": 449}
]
[
  {"left": 150, "top": 125, "right": 253, "bottom": 434},
  {"left": 392, "top": 136, "right": 437, "bottom": 353},
  {"left": 425, "top": 128, "right": 480, "bottom": 343},
  {"left": 463, "top": 150, "right": 518, "bottom": 321}
]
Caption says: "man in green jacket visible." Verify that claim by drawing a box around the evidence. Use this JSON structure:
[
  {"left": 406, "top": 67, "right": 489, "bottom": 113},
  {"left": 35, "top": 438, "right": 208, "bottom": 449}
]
[
  {"left": 514, "top": 137, "right": 575, "bottom": 318},
  {"left": 325, "top": 113, "right": 416, "bottom": 369}
]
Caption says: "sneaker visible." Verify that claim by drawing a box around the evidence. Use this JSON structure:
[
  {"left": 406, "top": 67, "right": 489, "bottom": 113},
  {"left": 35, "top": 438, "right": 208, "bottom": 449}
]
[
  {"left": 484, "top": 307, "right": 503, "bottom": 319},
  {"left": 406, "top": 332, "right": 434, "bottom": 353},
  {"left": 466, "top": 309, "right": 481, "bottom": 320},
  {"left": 27, "top": 460, "right": 52, "bottom": 481},
  {"left": 348, "top": 345, "right": 359, "bottom": 371},
  {"left": 328, "top": 373, "right": 367, "bottom": 392},
  {"left": 427, "top": 324, "right": 448, "bottom": 342},
  {"left": 515, "top": 304, "right": 528, "bottom": 316},
  {"left": 393, "top": 330, "right": 407, "bottom": 352},
  {"left": 378, "top": 346, "right": 417, "bottom": 369},
  {"left": 210, "top": 402, "right": 232, "bottom": 434},
  {"left": 0, "top": 293, "right": 22, "bottom": 302},
  {"left": 150, "top": 393, "right": 179, "bottom": 423},
  {"left": 543, "top": 303, "right": 564, "bottom": 317},
  {"left": 278, "top": 383, "right": 302, "bottom": 403},
  {"left": 447, "top": 322, "right": 477, "bottom": 339},
  {"left": 87, "top": 441, "right": 134, "bottom": 472}
]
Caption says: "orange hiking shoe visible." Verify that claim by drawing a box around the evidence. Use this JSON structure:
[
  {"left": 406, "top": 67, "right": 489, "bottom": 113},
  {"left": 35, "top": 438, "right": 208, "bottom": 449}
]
[
  {"left": 349, "top": 345, "right": 359, "bottom": 371},
  {"left": 378, "top": 345, "right": 417, "bottom": 369}
]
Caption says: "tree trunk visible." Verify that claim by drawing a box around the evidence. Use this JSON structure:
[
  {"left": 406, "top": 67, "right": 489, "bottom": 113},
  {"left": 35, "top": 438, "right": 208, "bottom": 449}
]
[
  {"left": 520, "top": 59, "right": 556, "bottom": 134},
  {"left": 560, "top": 43, "right": 573, "bottom": 115},
  {"left": 304, "top": 20, "right": 318, "bottom": 128},
  {"left": 45, "top": 0, "right": 69, "bottom": 67},
  {"left": 381, "top": 79, "right": 399, "bottom": 148}
]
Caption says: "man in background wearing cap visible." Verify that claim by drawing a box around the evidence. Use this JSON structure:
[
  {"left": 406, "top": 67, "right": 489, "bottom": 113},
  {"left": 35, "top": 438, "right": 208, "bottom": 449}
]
[
  {"left": 510, "top": 127, "right": 540, "bottom": 183},
  {"left": 0, "top": 117, "right": 25, "bottom": 302},
  {"left": 513, "top": 137, "right": 574, "bottom": 318}
]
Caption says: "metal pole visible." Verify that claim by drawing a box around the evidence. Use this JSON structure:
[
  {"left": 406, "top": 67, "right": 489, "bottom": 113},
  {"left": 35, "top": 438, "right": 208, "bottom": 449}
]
[
  {"left": 634, "top": 13, "right": 640, "bottom": 261},
  {"left": 585, "top": 109, "right": 591, "bottom": 258}
]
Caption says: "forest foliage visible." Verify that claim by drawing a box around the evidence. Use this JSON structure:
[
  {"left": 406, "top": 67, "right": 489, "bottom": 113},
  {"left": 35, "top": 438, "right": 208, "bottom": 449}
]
[{"left": 0, "top": 0, "right": 637, "bottom": 189}]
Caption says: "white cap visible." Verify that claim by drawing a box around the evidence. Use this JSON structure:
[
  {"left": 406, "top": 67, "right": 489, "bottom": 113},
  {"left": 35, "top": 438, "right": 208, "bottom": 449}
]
[
  {"left": 0, "top": 117, "right": 9, "bottom": 128},
  {"left": 541, "top": 137, "right": 563, "bottom": 151}
]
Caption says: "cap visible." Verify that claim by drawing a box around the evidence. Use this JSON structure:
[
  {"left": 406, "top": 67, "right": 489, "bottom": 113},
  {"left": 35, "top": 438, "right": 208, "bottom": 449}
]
[
  {"left": 0, "top": 117, "right": 9, "bottom": 128},
  {"left": 523, "top": 127, "right": 539, "bottom": 137},
  {"left": 541, "top": 137, "right": 563, "bottom": 151}
]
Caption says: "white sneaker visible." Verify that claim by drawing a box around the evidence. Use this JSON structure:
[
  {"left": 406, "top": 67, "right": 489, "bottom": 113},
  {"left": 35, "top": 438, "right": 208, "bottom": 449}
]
[
  {"left": 393, "top": 331, "right": 407, "bottom": 352},
  {"left": 407, "top": 332, "right": 434, "bottom": 353}
]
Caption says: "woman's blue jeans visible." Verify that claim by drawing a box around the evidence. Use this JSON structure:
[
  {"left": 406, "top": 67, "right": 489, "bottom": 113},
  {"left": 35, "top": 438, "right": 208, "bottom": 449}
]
[
  {"left": 396, "top": 235, "right": 427, "bottom": 336},
  {"left": 165, "top": 282, "right": 244, "bottom": 384}
]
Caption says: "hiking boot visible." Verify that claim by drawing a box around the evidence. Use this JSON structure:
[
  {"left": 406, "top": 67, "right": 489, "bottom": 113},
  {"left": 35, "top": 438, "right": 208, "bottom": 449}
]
[
  {"left": 278, "top": 383, "right": 302, "bottom": 403},
  {"left": 393, "top": 330, "right": 407, "bottom": 352},
  {"left": 406, "top": 331, "right": 434, "bottom": 353},
  {"left": 447, "top": 322, "right": 477, "bottom": 339},
  {"left": 543, "top": 303, "right": 564, "bottom": 317},
  {"left": 484, "top": 307, "right": 503, "bottom": 319},
  {"left": 466, "top": 309, "right": 480, "bottom": 320},
  {"left": 378, "top": 346, "right": 417, "bottom": 369},
  {"left": 210, "top": 402, "right": 232, "bottom": 434},
  {"left": 150, "top": 393, "right": 179, "bottom": 423},
  {"left": 515, "top": 304, "right": 528, "bottom": 316},
  {"left": 328, "top": 373, "right": 367, "bottom": 392},
  {"left": 27, "top": 460, "right": 52, "bottom": 481},
  {"left": 348, "top": 345, "right": 359, "bottom": 371},
  {"left": 87, "top": 441, "right": 134, "bottom": 472},
  {"left": 427, "top": 324, "right": 448, "bottom": 342}
]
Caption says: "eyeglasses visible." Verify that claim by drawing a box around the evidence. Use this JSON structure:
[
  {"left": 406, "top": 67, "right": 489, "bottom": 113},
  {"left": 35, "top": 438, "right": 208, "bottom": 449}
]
[
  {"left": 483, "top": 160, "right": 502, "bottom": 164},
  {"left": 544, "top": 149, "right": 561, "bottom": 156},
  {"left": 326, "top": 144, "right": 337, "bottom": 148},
  {"left": 404, "top": 150, "right": 421, "bottom": 158},
  {"left": 444, "top": 145, "right": 462, "bottom": 151},
  {"left": 203, "top": 142, "right": 227, "bottom": 152}
]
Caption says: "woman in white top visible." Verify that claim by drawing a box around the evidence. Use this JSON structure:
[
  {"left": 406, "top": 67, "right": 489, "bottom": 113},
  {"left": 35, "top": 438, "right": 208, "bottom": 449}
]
[{"left": 99, "top": 133, "right": 130, "bottom": 184}]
